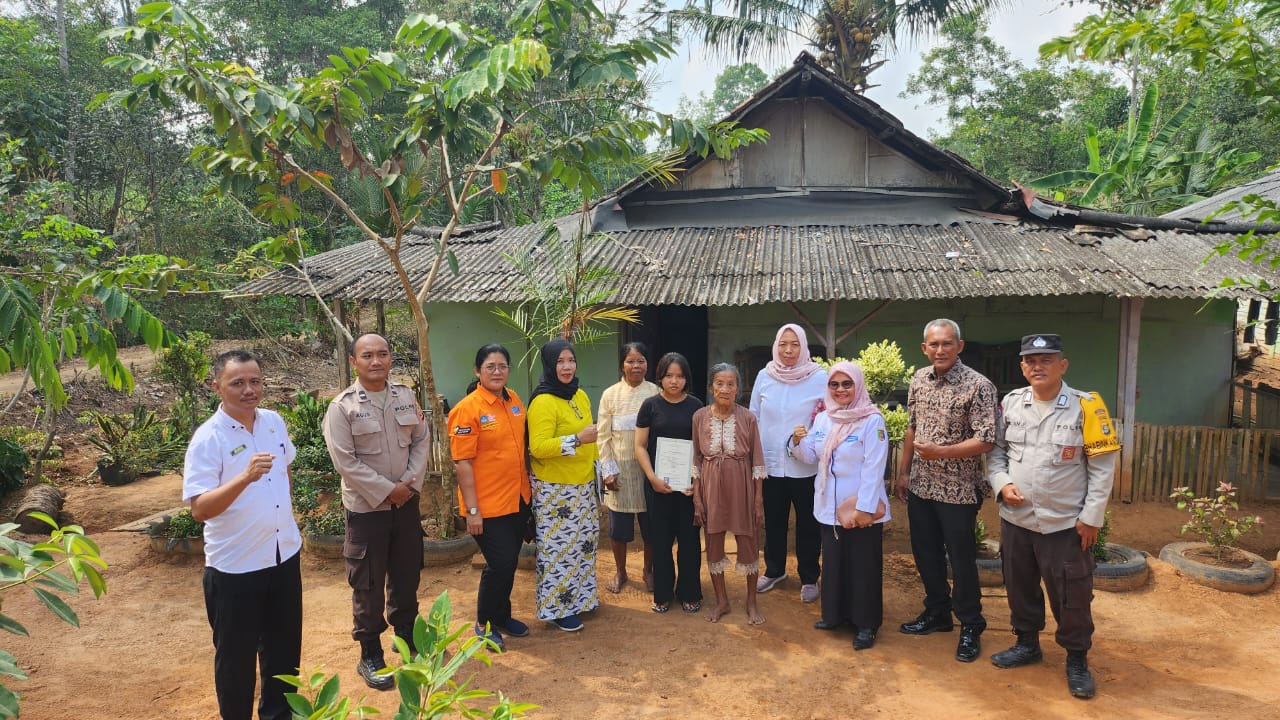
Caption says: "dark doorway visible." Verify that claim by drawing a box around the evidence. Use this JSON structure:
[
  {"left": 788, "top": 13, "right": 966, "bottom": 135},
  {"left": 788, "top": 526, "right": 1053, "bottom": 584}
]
[{"left": 623, "top": 306, "right": 710, "bottom": 400}]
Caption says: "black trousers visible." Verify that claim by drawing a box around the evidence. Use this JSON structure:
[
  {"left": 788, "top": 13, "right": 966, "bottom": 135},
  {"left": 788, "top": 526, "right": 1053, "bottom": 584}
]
[
  {"left": 646, "top": 485, "right": 702, "bottom": 605},
  {"left": 345, "top": 501, "right": 424, "bottom": 644},
  {"left": 472, "top": 502, "right": 529, "bottom": 627},
  {"left": 906, "top": 492, "right": 985, "bottom": 629},
  {"left": 203, "top": 551, "right": 302, "bottom": 720},
  {"left": 762, "top": 475, "right": 821, "bottom": 584},
  {"left": 1001, "top": 519, "right": 1096, "bottom": 651},
  {"left": 819, "top": 523, "right": 882, "bottom": 630}
]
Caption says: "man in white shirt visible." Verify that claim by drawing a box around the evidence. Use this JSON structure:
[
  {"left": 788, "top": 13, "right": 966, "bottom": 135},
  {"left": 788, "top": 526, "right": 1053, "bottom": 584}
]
[{"left": 183, "top": 350, "right": 302, "bottom": 720}]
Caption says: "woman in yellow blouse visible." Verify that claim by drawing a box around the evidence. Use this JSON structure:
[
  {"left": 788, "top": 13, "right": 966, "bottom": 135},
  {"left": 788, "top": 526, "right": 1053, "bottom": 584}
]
[
  {"left": 528, "top": 338, "right": 599, "bottom": 632},
  {"left": 597, "top": 342, "right": 658, "bottom": 594}
]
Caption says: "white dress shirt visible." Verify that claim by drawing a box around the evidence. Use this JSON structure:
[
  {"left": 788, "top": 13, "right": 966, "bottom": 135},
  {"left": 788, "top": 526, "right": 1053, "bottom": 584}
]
[{"left": 183, "top": 406, "right": 302, "bottom": 573}]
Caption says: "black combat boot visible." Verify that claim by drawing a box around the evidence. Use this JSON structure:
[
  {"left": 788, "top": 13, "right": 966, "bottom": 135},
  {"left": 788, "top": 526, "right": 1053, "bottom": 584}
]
[
  {"left": 356, "top": 638, "right": 395, "bottom": 691},
  {"left": 990, "top": 631, "right": 1043, "bottom": 669},
  {"left": 1066, "top": 650, "right": 1096, "bottom": 699}
]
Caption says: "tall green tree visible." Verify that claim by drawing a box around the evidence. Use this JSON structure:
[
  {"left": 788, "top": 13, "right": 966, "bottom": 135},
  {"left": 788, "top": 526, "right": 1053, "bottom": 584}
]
[
  {"left": 902, "top": 12, "right": 1129, "bottom": 184},
  {"left": 99, "top": 0, "right": 765, "bottom": 529},
  {"left": 678, "top": 63, "right": 769, "bottom": 125},
  {"left": 664, "top": 0, "right": 1005, "bottom": 92}
]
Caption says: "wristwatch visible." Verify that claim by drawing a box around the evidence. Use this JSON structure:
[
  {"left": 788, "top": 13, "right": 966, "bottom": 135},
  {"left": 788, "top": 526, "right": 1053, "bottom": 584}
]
[{"left": 467, "top": 507, "right": 479, "bottom": 516}]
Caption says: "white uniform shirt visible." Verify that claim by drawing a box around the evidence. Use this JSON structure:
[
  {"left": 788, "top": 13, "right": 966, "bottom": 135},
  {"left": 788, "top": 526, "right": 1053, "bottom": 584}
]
[
  {"left": 183, "top": 406, "right": 301, "bottom": 573},
  {"left": 793, "top": 412, "right": 892, "bottom": 527},
  {"left": 749, "top": 368, "right": 828, "bottom": 478}
]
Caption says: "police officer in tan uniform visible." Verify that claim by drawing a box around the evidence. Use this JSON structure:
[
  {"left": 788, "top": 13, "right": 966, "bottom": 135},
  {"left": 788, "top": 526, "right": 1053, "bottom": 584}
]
[
  {"left": 324, "top": 333, "right": 430, "bottom": 690},
  {"left": 986, "top": 334, "right": 1118, "bottom": 700}
]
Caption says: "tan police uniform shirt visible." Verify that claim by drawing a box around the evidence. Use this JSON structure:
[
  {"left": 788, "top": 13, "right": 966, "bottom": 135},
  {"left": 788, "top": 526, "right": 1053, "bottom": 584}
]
[{"left": 324, "top": 380, "right": 431, "bottom": 513}]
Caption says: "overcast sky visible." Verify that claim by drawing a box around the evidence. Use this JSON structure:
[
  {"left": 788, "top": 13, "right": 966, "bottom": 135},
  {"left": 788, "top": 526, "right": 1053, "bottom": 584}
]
[{"left": 649, "top": 0, "right": 1093, "bottom": 138}]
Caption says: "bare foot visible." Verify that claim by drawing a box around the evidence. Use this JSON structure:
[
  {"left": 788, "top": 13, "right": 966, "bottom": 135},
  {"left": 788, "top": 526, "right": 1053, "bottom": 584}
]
[
  {"left": 746, "top": 601, "right": 765, "bottom": 625},
  {"left": 643, "top": 569, "right": 654, "bottom": 593},
  {"left": 705, "top": 602, "right": 732, "bottom": 623},
  {"left": 605, "top": 574, "right": 628, "bottom": 594}
]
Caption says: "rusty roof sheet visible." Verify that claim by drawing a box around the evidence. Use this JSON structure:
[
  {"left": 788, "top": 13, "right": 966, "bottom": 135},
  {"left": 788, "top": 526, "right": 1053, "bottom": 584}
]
[{"left": 233, "top": 220, "right": 1274, "bottom": 305}]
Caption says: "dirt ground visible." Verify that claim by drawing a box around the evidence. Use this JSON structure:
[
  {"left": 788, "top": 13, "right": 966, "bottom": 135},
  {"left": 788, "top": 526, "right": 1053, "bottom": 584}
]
[
  {"left": 2, "top": 470, "right": 1277, "bottom": 720},
  {"left": 4, "top": 346, "right": 1280, "bottom": 719}
]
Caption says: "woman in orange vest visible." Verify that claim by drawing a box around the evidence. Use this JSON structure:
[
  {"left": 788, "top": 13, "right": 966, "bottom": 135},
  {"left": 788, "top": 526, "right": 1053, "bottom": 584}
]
[{"left": 449, "top": 343, "right": 532, "bottom": 652}]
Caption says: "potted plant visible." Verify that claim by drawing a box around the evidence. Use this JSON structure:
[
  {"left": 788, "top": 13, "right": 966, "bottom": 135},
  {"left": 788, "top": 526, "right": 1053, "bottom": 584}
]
[
  {"left": 1160, "top": 483, "right": 1273, "bottom": 594},
  {"left": 1090, "top": 511, "right": 1149, "bottom": 592},
  {"left": 147, "top": 508, "right": 205, "bottom": 555},
  {"left": 300, "top": 502, "right": 347, "bottom": 559},
  {"left": 82, "top": 406, "right": 182, "bottom": 485}
]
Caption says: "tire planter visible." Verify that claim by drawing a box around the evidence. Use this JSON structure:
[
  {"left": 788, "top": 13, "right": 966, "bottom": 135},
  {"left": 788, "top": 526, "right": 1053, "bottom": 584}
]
[
  {"left": 976, "top": 539, "right": 1004, "bottom": 587},
  {"left": 149, "top": 535, "right": 204, "bottom": 556},
  {"left": 1092, "top": 543, "right": 1149, "bottom": 592},
  {"left": 1159, "top": 541, "right": 1275, "bottom": 594},
  {"left": 423, "top": 535, "right": 478, "bottom": 567},
  {"left": 946, "top": 540, "right": 1004, "bottom": 586},
  {"left": 302, "top": 532, "right": 345, "bottom": 560}
]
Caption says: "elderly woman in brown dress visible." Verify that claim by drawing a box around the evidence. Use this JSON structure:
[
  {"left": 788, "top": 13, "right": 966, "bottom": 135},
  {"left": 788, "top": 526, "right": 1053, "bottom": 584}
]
[{"left": 693, "top": 362, "right": 767, "bottom": 624}]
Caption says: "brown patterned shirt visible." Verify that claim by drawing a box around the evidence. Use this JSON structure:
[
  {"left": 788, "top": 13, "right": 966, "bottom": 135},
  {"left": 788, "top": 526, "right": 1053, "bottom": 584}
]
[{"left": 906, "top": 359, "right": 998, "bottom": 504}]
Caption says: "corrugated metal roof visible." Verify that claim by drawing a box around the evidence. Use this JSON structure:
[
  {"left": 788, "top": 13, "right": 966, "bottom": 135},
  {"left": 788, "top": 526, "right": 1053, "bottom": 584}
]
[
  {"left": 1162, "top": 171, "right": 1280, "bottom": 222},
  {"left": 233, "top": 220, "right": 1275, "bottom": 305}
]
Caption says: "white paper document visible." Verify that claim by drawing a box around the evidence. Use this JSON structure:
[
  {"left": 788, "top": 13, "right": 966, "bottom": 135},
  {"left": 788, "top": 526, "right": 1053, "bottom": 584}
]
[{"left": 654, "top": 437, "right": 693, "bottom": 492}]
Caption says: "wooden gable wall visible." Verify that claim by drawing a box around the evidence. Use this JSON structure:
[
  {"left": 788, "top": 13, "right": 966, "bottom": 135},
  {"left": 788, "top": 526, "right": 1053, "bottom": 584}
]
[{"left": 656, "top": 98, "right": 973, "bottom": 193}]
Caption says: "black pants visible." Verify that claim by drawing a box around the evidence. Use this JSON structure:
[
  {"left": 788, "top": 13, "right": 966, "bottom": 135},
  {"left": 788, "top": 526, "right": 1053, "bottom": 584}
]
[
  {"left": 472, "top": 502, "right": 529, "bottom": 627},
  {"left": 646, "top": 485, "right": 702, "bottom": 605},
  {"left": 819, "top": 523, "right": 882, "bottom": 630},
  {"left": 1001, "top": 519, "right": 1096, "bottom": 651},
  {"left": 762, "top": 475, "right": 821, "bottom": 584},
  {"left": 203, "top": 551, "right": 302, "bottom": 720},
  {"left": 345, "top": 501, "right": 424, "bottom": 645},
  {"left": 907, "top": 492, "right": 985, "bottom": 628}
]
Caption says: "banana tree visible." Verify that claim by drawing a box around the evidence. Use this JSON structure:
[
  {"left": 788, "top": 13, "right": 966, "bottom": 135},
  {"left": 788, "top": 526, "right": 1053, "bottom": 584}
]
[{"left": 1029, "top": 83, "right": 1257, "bottom": 215}]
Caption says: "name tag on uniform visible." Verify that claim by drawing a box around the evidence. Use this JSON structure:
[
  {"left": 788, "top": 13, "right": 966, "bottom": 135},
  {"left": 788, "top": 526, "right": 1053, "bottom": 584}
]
[{"left": 230, "top": 444, "right": 247, "bottom": 456}]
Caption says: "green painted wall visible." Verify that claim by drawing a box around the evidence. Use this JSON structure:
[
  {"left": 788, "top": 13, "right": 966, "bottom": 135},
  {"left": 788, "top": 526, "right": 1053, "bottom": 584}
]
[
  {"left": 428, "top": 296, "right": 1234, "bottom": 427},
  {"left": 427, "top": 303, "right": 621, "bottom": 413}
]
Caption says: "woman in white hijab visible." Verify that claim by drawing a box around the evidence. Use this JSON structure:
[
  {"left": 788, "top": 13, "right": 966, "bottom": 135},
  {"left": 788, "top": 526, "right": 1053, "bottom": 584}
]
[{"left": 748, "top": 323, "right": 828, "bottom": 603}]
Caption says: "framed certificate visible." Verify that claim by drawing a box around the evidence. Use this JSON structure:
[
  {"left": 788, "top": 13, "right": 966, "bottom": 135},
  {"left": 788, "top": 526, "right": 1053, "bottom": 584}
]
[{"left": 654, "top": 437, "right": 694, "bottom": 492}]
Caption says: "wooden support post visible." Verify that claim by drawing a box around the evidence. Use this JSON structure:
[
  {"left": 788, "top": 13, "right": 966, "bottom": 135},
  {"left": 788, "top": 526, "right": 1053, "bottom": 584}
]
[
  {"left": 335, "top": 299, "right": 351, "bottom": 388},
  {"left": 376, "top": 300, "right": 386, "bottom": 337},
  {"left": 825, "top": 300, "right": 837, "bottom": 358},
  {"left": 1116, "top": 297, "right": 1143, "bottom": 502}
]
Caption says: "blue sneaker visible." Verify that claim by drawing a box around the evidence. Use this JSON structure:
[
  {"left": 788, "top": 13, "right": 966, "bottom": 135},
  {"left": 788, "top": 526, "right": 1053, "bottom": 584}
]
[
  {"left": 474, "top": 622, "right": 505, "bottom": 651},
  {"left": 550, "top": 615, "right": 583, "bottom": 632},
  {"left": 500, "top": 618, "right": 530, "bottom": 638}
]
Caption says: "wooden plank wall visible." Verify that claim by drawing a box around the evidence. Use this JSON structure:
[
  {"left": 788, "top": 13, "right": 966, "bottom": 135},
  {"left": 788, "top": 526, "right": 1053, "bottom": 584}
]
[{"left": 1126, "top": 422, "right": 1279, "bottom": 501}]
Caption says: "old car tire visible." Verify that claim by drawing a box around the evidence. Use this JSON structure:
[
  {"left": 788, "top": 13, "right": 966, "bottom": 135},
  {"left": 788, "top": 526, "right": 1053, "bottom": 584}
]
[
  {"left": 1159, "top": 541, "right": 1275, "bottom": 594},
  {"left": 1093, "top": 543, "right": 1149, "bottom": 592}
]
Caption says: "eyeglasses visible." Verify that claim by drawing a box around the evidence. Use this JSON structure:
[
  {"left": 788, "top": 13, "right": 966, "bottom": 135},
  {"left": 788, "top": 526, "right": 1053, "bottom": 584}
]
[
  {"left": 481, "top": 364, "right": 509, "bottom": 373},
  {"left": 827, "top": 380, "right": 855, "bottom": 389}
]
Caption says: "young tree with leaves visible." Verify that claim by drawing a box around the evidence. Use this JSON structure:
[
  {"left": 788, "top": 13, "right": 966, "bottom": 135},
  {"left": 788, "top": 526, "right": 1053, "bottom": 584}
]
[{"left": 99, "top": 0, "right": 765, "bottom": 528}]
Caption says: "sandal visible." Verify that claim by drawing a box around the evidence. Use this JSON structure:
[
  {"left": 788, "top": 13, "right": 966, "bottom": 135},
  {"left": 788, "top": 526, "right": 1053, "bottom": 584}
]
[
  {"left": 681, "top": 601, "right": 701, "bottom": 613},
  {"left": 651, "top": 602, "right": 671, "bottom": 614}
]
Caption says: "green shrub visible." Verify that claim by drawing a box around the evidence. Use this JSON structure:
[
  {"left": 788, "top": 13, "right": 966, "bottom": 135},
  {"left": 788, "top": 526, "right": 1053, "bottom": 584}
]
[
  {"left": 154, "top": 331, "right": 212, "bottom": 398},
  {"left": 815, "top": 341, "right": 914, "bottom": 442},
  {"left": 148, "top": 508, "right": 205, "bottom": 539},
  {"left": 1092, "top": 511, "right": 1112, "bottom": 561},
  {"left": 0, "top": 427, "right": 60, "bottom": 460},
  {"left": 303, "top": 504, "right": 346, "bottom": 536},
  {"left": 276, "top": 391, "right": 334, "bottom": 474},
  {"left": 0, "top": 439, "right": 29, "bottom": 495}
]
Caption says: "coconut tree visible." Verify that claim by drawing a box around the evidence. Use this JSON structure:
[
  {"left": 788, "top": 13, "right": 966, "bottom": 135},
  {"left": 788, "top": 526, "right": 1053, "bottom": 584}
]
[{"left": 665, "top": 0, "right": 1006, "bottom": 93}]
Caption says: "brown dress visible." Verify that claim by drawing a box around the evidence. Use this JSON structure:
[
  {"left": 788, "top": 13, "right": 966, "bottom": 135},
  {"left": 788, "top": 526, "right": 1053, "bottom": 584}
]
[{"left": 693, "top": 404, "right": 767, "bottom": 571}]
